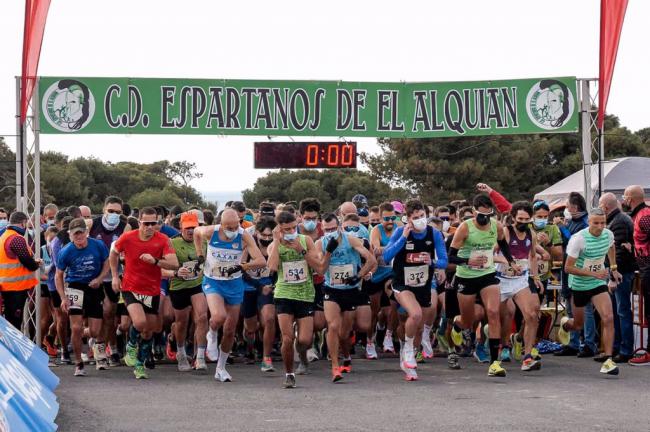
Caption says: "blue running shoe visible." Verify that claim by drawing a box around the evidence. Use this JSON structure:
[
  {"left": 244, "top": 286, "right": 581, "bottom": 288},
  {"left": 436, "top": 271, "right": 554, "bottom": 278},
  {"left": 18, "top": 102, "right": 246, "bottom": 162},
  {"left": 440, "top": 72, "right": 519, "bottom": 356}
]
[
  {"left": 473, "top": 342, "right": 490, "bottom": 363},
  {"left": 500, "top": 346, "right": 512, "bottom": 363}
]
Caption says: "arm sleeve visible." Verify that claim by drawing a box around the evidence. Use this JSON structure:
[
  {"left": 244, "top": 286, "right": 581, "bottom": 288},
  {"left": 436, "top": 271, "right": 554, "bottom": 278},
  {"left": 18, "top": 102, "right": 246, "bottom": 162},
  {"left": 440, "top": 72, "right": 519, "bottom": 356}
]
[
  {"left": 489, "top": 189, "right": 512, "bottom": 214},
  {"left": 566, "top": 235, "right": 584, "bottom": 259},
  {"left": 432, "top": 230, "right": 448, "bottom": 270},
  {"left": 382, "top": 227, "right": 406, "bottom": 263},
  {"left": 497, "top": 238, "right": 515, "bottom": 264},
  {"left": 9, "top": 236, "right": 40, "bottom": 271}
]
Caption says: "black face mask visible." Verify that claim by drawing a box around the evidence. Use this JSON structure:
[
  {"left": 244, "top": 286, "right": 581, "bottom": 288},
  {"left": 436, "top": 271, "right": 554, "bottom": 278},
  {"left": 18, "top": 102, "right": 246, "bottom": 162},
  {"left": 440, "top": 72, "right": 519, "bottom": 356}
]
[
  {"left": 621, "top": 203, "right": 631, "bottom": 213},
  {"left": 361, "top": 223, "right": 369, "bottom": 229},
  {"left": 515, "top": 223, "right": 529, "bottom": 232},
  {"left": 476, "top": 214, "right": 491, "bottom": 226},
  {"left": 259, "top": 238, "right": 273, "bottom": 247},
  {"left": 369, "top": 223, "right": 378, "bottom": 228}
]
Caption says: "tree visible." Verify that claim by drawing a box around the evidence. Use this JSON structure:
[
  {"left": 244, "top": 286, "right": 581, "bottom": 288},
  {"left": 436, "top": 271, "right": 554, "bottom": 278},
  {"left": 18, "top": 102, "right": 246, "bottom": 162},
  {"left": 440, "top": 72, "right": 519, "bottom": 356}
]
[
  {"left": 166, "top": 161, "right": 203, "bottom": 204},
  {"left": 129, "top": 187, "right": 185, "bottom": 209}
]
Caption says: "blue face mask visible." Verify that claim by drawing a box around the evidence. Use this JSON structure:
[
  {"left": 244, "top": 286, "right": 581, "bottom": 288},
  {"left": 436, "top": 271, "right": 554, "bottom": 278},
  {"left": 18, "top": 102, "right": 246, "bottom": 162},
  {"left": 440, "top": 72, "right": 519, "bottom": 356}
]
[
  {"left": 303, "top": 220, "right": 317, "bottom": 232},
  {"left": 105, "top": 212, "right": 120, "bottom": 226},
  {"left": 284, "top": 232, "right": 298, "bottom": 242},
  {"left": 0, "top": 220, "right": 8, "bottom": 229},
  {"left": 324, "top": 231, "right": 339, "bottom": 241},
  {"left": 533, "top": 218, "right": 547, "bottom": 229}
]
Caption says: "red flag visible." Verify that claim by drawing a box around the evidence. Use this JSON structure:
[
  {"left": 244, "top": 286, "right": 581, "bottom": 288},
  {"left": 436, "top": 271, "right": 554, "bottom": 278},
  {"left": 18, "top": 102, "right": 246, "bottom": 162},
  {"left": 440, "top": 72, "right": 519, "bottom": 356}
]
[
  {"left": 20, "top": 0, "right": 52, "bottom": 124},
  {"left": 598, "top": 0, "right": 628, "bottom": 129}
]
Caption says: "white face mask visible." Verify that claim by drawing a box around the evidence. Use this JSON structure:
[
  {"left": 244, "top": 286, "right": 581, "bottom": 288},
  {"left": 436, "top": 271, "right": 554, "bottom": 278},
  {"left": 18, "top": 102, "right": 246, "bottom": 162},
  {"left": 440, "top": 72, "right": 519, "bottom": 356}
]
[
  {"left": 224, "top": 229, "right": 238, "bottom": 240},
  {"left": 412, "top": 217, "right": 428, "bottom": 231},
  {"left": 442, "top": 220, "right": 450, "bottom": 233}
]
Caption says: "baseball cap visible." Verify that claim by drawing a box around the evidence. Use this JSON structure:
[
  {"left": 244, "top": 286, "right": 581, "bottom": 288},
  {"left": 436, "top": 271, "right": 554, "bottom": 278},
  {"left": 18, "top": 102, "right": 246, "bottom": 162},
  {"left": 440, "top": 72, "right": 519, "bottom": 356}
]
[
  {"left": 391, "top": 201, "right": 405, "bottom": 214},
  {"left": 189, "top": 209, "right": 205, "bottom": 225},
  {"left": 68, "top": 218, "right": 87, "bottom": 234},
  {"left": 352, "top": 194, "right": 368, "bottom": 208},
  {"left": 181, "top": 212, "right": 199, "bottom": 229}
]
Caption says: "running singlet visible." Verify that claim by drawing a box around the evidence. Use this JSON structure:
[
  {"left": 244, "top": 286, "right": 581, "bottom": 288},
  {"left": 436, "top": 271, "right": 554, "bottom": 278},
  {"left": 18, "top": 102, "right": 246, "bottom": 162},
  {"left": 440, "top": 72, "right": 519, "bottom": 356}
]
[
  {"left": 244, "top": 235, "right": 272, "bottom": 292},
  {"left": 321, "top": 233, "right": 361, "bottom": 290},
  {"left": 532, "top": 223, "right": 562, "bottom": 280},
  {"left": 298, "top": 224, "right": 325, "bottom": 285},
  {"left": 170, "top": 237, "right": 203, "bottom": 291},
  {"left": 456, "top": 218, "right": 498, "bottom": 279},
  {"left": 497, "top": 226, "right": 531, "bottom": 279},
  {"left": 274, "top": 235, "right": 315, "bottom": 302},
  {"left": 203, "top": 226, "right": 244, "bottom": 281},
  {"left": 392, "top": 226, "right": 437, "bottom": 289},
  {"left": 371, "top": 224, "right": 394, "bottom": 282},
  {"left": 567, "top": 228, "right": 614, "bottom": 291}
]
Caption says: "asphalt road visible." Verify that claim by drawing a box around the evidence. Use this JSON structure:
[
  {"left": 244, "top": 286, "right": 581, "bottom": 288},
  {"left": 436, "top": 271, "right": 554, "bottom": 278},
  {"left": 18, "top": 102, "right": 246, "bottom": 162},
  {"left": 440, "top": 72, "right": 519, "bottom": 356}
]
[{"left": 53, "top": 354, "right": 649, "bottom": 432}]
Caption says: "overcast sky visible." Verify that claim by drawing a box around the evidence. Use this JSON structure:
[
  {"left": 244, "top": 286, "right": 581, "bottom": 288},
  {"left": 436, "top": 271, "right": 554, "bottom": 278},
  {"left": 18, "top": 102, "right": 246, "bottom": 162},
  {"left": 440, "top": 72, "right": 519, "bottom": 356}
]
[{"left": 1, "top": 0, "right": 648, "bottom": 198}]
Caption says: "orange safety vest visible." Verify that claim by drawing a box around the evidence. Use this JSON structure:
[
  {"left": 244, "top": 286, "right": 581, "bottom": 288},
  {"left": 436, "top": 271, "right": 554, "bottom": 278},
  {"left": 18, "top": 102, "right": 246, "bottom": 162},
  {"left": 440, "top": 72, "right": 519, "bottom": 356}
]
[{"left": 0, "top": 229, "right": 39, "bottom": 292}]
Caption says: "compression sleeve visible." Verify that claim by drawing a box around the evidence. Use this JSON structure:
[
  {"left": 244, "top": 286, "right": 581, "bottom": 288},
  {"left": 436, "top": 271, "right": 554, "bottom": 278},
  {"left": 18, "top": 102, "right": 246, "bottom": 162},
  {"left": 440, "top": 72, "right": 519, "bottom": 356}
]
[
  {"left": 432, "top": 229, "right": 448, "bottom": 270},
  {"left": 497, "top": 238, "right": 515, "bottom": 264},
  {"left": 382, "top": 227, "right": 406, "bottom": 263},
  {"left": 448, "top": 247, "right": 468, "bottom": 265}
]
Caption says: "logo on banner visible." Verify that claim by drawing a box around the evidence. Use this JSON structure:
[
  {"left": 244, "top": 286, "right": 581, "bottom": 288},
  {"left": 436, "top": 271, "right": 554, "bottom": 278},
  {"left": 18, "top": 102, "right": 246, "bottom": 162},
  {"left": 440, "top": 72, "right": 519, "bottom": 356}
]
[
  {"left": 42, "top": 79, "right": 95, "bottom": 132},
  {"left": 526, "top": 79, "right": 574, "bottom": 130}
]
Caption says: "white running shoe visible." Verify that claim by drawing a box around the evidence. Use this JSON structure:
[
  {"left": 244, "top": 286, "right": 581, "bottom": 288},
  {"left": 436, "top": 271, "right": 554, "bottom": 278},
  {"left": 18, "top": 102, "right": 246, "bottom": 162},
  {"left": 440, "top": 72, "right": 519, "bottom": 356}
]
[
  {"left": 206, "top": 330, "right": 219, "bottom": 362},
  {"left": 307, "top": 347, "right": 320, "bottom": 363},
  {"left": 177, "top": 353, "right": 192, "bottom": 372},
  {"left": 296, "top": 361, "right": 310, "bottom": 375},
  {"left": 404, "top": 367, "right": 418, "bottom": 381},
  {"left": 366, "top": 343, "right": 378, "bottom": 360},
  {"left": 402, "top": 348, "right": 417, "bottom": 369},
  {"left": 214, "top": 367, "right": 232, "bottom": 382},
  {"left": 421, "top": 338, "right": 434, "bottom": 359},
  {"left": 194, "top": 357, "right": 207, "bottom": 372},
  {"left": 74, "top": 365, "right": 86, "bottom": 377},
  {"left": 383, "top": 332, "right": 395, "bottom": 353}
]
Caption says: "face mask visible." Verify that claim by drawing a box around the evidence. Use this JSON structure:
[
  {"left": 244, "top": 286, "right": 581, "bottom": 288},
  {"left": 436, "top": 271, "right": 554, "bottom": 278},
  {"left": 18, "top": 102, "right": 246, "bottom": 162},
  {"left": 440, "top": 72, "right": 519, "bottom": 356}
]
[
  {"left": 46, "top": 218, "right": 55, "bottom": 226},
  {"left": 515, "top": 222, "right": 529, "bottom": 232},
  {"left": 563, "top": 208, "right": 572, "bottom": 221},
  {"left": 27, "top": 229, "right": 35, "bottom": 238},
  {"left": 412, "top": 217, "right": 428, "bottom": 231},
  {"left": 105, "top": 212, "right": 120, "bottom": 227},
  {"left": 533, "top": 218, "right": 547, "bottom": 229},
  {"left": 224, "top": 229, "right": 238, "bottom": 240},
  {"left": 361, "top": 223, "right": 369, "bottom": 229},
  {"left": 621, "top": 202, "right": 631, "bottom": 212},
  {"left": 442, "top": 220, "right": 450, "bottom": 233},
  {"left": 475, "top": 213, "right": 490, "bottom": 226},
  {"left": 324, "top": 231, "right": 339, "bottom": 241},
  {"left": 303, "top": 220, "right": 317, "bottom": 232},
  {"left": 370, "top": 223, "right": 378, "bottom": 228},
  {"left": 283, "top": 232, "right": 298, "bottom": 242},
  {"left": 259, "top": 238, "right": 272, "bottom": 247},
  {"left": 0, "top": 220, "right": 8, "bottom": 229}
]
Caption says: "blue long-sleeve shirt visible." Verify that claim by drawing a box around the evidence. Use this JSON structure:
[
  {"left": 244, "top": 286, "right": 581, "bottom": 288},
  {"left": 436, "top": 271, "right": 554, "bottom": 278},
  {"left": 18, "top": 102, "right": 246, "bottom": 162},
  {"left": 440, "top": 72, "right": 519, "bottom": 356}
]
[{"left": 382, "top": 226, "right": 448, "bottom": 270}]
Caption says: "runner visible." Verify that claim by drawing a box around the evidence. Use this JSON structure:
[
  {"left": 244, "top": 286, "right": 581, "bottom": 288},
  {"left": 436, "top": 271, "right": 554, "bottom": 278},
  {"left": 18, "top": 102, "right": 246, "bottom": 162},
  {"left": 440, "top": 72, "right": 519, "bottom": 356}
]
[
  {"left": 267, "top": 211, "right": 320, "bottom": 388},
  {"left": 316, "top": 213, "right": 376, "bottom": 382},
  {"left": 89, "top": 196, "right": 131, "bottom": 367},
  {"left": 241, "top": 216, "right": 278, "bottom": 373},
  {"left": 55, "top": 218, "right": 110, "bottom": 376},
  {"left": 448, "top": 194, "right": 516, "bottom": 377},
  {"left": 382, "top": 199, "right": 448, "bottom": 381},
  {"left": 162, "top": 212, "right": 208, "bottom": 372},
  {"left": 193, "top": 209, "right": 266, "bottom": 382},
  {"left": 110, "top": 207, "right": 179, "bottom": 379},
  {"left": 558, "top": 208, "right": 622, "bottom": 375}
]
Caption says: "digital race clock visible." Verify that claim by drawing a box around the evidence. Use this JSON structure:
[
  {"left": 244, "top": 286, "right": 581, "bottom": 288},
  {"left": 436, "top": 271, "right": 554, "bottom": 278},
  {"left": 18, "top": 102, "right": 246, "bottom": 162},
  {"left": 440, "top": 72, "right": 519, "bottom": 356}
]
[{"left": 254, "top": 142, "right": 357, "bottom": 169}]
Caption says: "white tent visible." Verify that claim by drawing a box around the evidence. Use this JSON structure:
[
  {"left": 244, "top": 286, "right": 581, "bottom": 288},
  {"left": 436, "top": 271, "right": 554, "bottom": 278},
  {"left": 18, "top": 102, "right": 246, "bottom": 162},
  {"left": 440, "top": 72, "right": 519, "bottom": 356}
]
[{"left": 534, "top": 157, "right": 650, "bottom": 208}]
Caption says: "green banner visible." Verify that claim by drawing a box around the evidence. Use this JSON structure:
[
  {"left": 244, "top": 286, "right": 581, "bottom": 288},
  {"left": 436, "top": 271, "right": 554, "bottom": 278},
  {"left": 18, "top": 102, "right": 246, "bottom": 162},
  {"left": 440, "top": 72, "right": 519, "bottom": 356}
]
[{"left": 38, "top": 76, "right": 578, "bottom": 137}]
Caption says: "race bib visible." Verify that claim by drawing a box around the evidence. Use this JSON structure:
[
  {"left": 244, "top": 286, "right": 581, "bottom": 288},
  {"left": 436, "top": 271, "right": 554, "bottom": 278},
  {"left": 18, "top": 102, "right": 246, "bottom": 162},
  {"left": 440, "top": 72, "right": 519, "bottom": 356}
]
[
  {"left": 64, "top": 287, "right": 84, "bottom": 310},
  {"left": 181, "top": 260, "right": 199, "bottom": 280},
  {"left": 538, "top": 260, "right": 550, "bottom": 275},
  {"left": 583, "top": 257, "right": 605, "bottom": 273},
  {"left": 134, "top": 293, "right": 153, "bottom": 308},
  {"left": 210, "top": 261, "right": 241, "bottom": 280},
  {"left": 247, "top": 266, "right": 271, "bottom": 280},
  {"left": 329, "top": 264, "right": 354, "bottom": 286},
  {"left": 503, "top": 259, "right": 529, "bottom": 278},
  {"left": 404, "top": 265, "right": 428, "bottom": 287},
  {"left": 282, "top": 260, "right": 308, "bottom": 284},
  {"left": 469, "top": 250, "right": 494, "bottom": 270}
]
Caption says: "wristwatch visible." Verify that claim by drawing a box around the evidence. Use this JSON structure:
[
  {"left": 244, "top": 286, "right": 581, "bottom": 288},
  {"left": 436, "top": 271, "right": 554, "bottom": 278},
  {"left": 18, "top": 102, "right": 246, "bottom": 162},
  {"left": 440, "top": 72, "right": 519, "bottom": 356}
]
[{"left": 300, "top": 249, "right": 307, "bottom": 256}]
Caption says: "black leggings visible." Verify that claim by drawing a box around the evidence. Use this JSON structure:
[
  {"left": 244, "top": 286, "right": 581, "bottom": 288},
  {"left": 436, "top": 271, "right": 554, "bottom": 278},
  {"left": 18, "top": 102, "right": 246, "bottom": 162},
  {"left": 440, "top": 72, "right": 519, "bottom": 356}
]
[
  {"left": 641, "top": 271, "right": 650, "bottom": 350},
  {"left": 1, "top": 290, "right": 30, "bottom": 330}
]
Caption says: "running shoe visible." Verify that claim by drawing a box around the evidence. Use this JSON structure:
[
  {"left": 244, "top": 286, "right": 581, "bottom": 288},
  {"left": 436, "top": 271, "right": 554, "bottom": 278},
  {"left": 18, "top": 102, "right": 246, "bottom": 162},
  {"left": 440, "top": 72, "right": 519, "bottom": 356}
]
[
  {"left": 628, "top": 351, "right": 650, "bottom": 366},
  {"left": 437, "top": 333, "right": 450, "bottom": 354},
  {"left": 306, "top": 347, "right": 320, "bottom": 363},
  {"left": 404, "top": 367, "right": 418, "bottom": 381},
  {"left": 531, "top": 347, "right": 542, "bottom": 361},
  {"left": 340, "top": 358, "right": 352, "bottom": 373},
  {"left": 43, "top": 337, "right": 58, "bottom": 357},
  {"left": 383, "top": 331, "right": 395, "bottom": 353},
  {"left": 416, "top": 351, "right": 425, "bottom": 364},
  {"left": 365, "top": 343, "right": 378, "bottom": 360},
  {"left": 166, "top": 335, "right": 177, "bottom": 362},
  {"left": 451, "top": 325, "right": 463, "bottom": 347},
  {"left": 244, "top": 350, "right": 257, "bottom": 365},
  {"left": 260, "top": 357, "right": 275, "bottom": 373},
  {"left": 144, "top": 352, "right": 155, "bottom": 370},
  {"left": 421, "top": 336, "right": 434, "bottom": 359},
  {"left": 206, "top": 330, "right": 219, "bottom": 361},
  {"left": 177, "top": 353, "right": 192, "bottom": 372},
  {"left": 402, "top": 348, "right": 417, "bottom": 369},
  {"left": 332, "top": 367, "right": 343, "bottom": 383},
  {"left": 124, "top": 343, "right": 138, "bottom": 367},
  {"left": 134, "top": 364, "right": 148, "bottom": 379},
  {"left": 510, "top": 333, "right": 523, "bottom": 361},
  {"left": 194, "top": 357, "right": 208, "bottom": 372},
  {"left": 557, "top": 316, "right": 570, "bottom": 346},
  {"left": 296, "top": 361, "right": 310, "bottom": 375},
  {"left": 600, "top": 358, "right": 619, "bottom": 375},
  {"left": 58, "top": 351, "right": 72, "bottom": 366},
  {"left": 447, "top": 353, "right": 461, "bottom": 370},
  {"left": 284, "top": 373, "right": 296, "bottom": 388},
  {"left": 473, "top": 342, "right": 490, "bottom": 363},
  {"left": 521, "top": 354, "right": 541, "bottom": 371},
  {"left": 108, "top": 353, "right": 121, "bottom": 367},
  {"left": 94, "top": 343, "right": 109, "bottom": 370},
  {"left": 153, "top": 342, "right": 164, "bottom": 362},
  {"left": 488, "top": 360, "right": 506, "bottom": 377},
  {"left": 500, "top": 347, "right": 512, "bottom": 363},
  {"left": 214, "top": 367, "right": 232, "bottom": 382},
  {"left": 74, "top": 364, "right": 86, "bottom": 377}
]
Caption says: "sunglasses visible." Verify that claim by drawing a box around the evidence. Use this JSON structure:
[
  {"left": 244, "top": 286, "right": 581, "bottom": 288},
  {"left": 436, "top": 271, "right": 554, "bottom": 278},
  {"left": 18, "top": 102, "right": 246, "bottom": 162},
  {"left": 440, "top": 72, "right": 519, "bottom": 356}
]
[
  {"left": 344, "top": 226, "right": 360, "bottom": 232},
  {"left": 106, "top": 209, "right": 122, "bottom": 214},
  {"left": 382, "top": 216, "right": 398, "bottom": 221},
  {"left": 142, "top": 221, "right": 158, "bottom": 227}
]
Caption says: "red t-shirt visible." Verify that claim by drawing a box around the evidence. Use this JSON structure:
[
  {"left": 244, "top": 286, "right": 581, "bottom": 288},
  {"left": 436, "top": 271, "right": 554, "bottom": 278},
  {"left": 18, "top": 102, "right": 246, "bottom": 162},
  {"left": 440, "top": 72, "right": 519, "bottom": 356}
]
[{"left": 114, "top": 230, "right": 175, "bottom": 296}]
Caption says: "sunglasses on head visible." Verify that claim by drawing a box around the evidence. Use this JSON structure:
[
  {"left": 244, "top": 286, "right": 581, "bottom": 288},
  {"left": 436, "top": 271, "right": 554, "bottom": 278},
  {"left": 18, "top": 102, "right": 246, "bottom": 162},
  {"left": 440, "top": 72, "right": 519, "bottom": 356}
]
[{"left": 382, "top": 216, "right": 398, "bottom": 222}]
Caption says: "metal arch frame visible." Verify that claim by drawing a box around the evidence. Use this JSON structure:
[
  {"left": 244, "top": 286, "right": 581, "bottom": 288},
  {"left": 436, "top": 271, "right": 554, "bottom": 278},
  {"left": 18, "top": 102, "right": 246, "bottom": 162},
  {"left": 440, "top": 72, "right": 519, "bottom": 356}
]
[
  {"left": 578, "top": 78, "right": 604, "bottom": 209},
  {"left": 15, "top": 76, "right": 42, "bottom": 343}
]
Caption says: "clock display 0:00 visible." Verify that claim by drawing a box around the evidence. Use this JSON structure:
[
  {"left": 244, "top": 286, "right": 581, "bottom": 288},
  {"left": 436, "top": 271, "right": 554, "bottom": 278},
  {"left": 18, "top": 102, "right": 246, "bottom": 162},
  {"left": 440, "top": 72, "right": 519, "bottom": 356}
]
[{"left": 305, "top": 143, "right": 355, "bottom": 167}]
